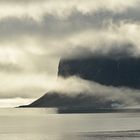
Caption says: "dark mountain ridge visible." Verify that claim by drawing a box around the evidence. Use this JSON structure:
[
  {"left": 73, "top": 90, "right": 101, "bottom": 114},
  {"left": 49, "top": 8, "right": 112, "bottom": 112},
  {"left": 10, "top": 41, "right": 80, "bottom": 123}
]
[{"left": 58, "top": 56, "right": 140, "bottom": 89}]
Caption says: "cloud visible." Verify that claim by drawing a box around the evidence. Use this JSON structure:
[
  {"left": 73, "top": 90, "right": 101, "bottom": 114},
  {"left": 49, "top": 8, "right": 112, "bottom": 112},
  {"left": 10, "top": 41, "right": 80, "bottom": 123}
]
[
  {"left": 0, "top": 72, "right": 57, "bottom": 98},
  {"left": 0, "top": 17, "right": 140, "bottom": 58},
  {"left": 0, "top": 21, "right": 140, "bottom": 101},
  {"left": 0, "top": 98, "right": 35, "bottom": 107},
  {"left": 0, "top": 0, "right": 138, "bottom": 20},
  {"left": 43, "top": 22, "right": 140, "bottom": 58},
  {"left": 0, "top": 0, "right": 140, "bottom": 107},
  {"left": 51, "top": 76, "right": 140, "bottom": 106}
]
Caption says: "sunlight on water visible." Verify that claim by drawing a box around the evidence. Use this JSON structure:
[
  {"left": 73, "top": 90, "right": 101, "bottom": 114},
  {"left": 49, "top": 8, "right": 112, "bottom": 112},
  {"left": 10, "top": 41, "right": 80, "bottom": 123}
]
[{"left": 0, "top": 108, "right": 140, "bottom": 140}]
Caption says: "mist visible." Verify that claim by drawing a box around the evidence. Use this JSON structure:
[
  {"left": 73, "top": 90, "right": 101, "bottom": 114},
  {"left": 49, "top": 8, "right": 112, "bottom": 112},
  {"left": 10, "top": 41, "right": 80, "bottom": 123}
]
[{"left": 48, "top": 76, "right": 140, "bottom": 106}]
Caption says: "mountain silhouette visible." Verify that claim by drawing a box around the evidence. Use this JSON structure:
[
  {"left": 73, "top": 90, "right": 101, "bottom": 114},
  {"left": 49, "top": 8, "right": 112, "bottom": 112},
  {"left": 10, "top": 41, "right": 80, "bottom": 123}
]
[
  {"left": 58, "top": 56, "right": 140, "bottom": 89},
  {"left": 21, "top": 54, "right": 140, "bottom": 109}
]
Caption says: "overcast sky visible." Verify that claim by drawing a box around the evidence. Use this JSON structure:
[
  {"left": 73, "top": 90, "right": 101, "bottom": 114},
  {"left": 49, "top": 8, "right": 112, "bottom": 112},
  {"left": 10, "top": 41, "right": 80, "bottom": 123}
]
[{"left": 0, "top": 0, "right": 140, "bottom": 107}]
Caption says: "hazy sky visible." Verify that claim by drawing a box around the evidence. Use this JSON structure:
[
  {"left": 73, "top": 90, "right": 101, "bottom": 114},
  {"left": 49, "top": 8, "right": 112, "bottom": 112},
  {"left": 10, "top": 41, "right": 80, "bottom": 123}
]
[{"left": 0, "top": 0, "right": 140, "bottom": 107}]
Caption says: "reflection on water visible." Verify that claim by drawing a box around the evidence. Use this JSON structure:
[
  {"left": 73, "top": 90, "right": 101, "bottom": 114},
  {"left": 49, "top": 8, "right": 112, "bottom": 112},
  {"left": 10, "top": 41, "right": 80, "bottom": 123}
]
[{"left": 0, "top": 108, "right": 140, "bottom": 140}]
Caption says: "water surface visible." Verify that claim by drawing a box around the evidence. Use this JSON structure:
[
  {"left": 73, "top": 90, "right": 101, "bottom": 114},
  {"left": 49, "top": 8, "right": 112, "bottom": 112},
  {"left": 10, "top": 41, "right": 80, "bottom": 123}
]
[{"left": 0, "top": 108, "right": 140, "bottom": 140}]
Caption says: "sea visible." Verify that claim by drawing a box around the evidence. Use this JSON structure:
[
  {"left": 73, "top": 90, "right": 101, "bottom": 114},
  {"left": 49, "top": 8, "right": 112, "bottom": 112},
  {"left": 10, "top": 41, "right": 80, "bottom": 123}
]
[{"left": 0, "top": 108, "right": 140, "bottom": 140}]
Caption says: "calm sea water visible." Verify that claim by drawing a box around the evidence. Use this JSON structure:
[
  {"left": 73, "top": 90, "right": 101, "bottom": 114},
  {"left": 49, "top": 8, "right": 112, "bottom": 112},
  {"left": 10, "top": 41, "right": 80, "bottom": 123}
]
[{"left": 0, "top": 108, "right": 140, "bottom": 140}]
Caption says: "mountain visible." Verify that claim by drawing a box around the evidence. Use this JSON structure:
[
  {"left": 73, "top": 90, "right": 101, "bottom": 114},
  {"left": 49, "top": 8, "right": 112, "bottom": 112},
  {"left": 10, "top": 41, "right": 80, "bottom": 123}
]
[
  {"left": 24, "top": 92, "right": 120, "bottom": 108},
  {"left": 58, "top": 56, "right": 140, "bottom": 89},
  {"left": 22, "top": 55, "right": 140, "bottom": 109}
]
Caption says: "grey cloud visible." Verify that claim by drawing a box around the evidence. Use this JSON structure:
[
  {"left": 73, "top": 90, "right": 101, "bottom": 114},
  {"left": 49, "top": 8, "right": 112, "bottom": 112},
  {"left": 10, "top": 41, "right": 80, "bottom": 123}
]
[
  {"left": 0, "top": 14, "right": 101, "bottom": 40},
  {"left": 62, "top": 42, "right": 137, "bottom": 60},
  {"left": 0, "top": 63, "right": 22, "bottom": 73},
  {"left": 113, "top": 7, "right": 140, "bottom": 22},
  {"left": 0, "top": 3, "right": 140, "bottom": 40}
]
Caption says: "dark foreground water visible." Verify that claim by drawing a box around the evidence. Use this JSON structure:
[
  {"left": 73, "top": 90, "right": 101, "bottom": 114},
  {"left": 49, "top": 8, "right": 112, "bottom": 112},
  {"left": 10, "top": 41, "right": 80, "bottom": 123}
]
[{"left": 1, "top": 108, "right": 140, "bottom": 140}]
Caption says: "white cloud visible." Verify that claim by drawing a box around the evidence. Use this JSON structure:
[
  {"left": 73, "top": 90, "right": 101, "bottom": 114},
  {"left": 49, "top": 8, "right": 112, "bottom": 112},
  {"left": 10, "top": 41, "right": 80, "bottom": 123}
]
[
  {"left": 0, "top": 72, "right": 57, "bottom": 98},
  {"left": 51, "top": 76, "right": 140, "bottom": 106},
  {"left": 0, "top": 98, "right": 35, "bottom": 107}
]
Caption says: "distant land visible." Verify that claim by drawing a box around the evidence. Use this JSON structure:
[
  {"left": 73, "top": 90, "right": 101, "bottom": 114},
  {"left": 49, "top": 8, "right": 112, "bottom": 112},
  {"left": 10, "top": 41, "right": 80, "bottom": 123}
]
[{"left": 20, "top": 54, "right": 140, "bottom": 111}]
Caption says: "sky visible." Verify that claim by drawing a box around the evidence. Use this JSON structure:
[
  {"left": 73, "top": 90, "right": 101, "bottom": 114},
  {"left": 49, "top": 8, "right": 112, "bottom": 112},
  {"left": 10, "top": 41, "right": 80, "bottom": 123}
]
[{"left": 0, "top": 0, "right": 140, "bottom": 107}]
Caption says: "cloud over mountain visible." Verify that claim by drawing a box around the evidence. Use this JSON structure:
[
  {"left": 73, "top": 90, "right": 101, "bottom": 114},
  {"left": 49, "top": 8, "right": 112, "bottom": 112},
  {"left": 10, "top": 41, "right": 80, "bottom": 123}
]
[{"left": 0, "top": 1, "right": 140, "bottom": 107}]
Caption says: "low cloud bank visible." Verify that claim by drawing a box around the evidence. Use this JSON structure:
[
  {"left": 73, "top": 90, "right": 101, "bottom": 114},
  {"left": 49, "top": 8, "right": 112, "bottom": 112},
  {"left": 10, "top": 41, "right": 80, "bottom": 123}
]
[{"left": 49, "top": 76, "right": 140, "bottom": 106}]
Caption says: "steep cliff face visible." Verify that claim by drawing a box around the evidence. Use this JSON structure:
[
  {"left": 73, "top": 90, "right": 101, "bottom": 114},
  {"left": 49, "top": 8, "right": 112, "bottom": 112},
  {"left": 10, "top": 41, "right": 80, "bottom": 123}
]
[{"left": 58, "top": 56, "right": 140, "bottom": 89}]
